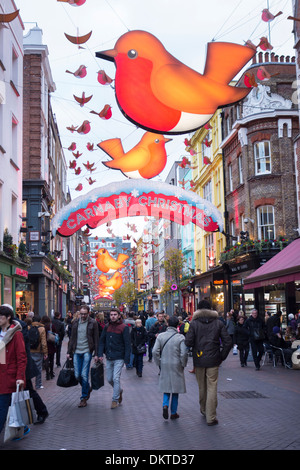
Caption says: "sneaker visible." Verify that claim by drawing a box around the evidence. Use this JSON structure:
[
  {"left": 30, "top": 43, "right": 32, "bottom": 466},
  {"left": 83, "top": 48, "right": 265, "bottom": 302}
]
[
  {"left": 111, "top": 401, "right": 118, "bottom": 409},
  {"left": 12, "top": 426, "right": 30, "bottom": 441},
  {"left": 118, "top": 389, "right": 123, "bottom": 404},
  {"left": 163, "top": 406, "right": 168, "bottom": 420},
  {"left": 170, "top": 413, "right": 180, "bottom": 420}
]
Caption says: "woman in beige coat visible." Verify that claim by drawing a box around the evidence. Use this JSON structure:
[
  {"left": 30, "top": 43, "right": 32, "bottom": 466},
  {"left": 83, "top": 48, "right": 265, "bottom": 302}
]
[{"left": 152, "top": 316, "right": 188, "bottom": 420}]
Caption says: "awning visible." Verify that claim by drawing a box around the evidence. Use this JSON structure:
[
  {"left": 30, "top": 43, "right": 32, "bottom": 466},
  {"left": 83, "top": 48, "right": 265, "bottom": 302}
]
[{"left": 244, "top": 238, "right": 300, "bottom": 290}]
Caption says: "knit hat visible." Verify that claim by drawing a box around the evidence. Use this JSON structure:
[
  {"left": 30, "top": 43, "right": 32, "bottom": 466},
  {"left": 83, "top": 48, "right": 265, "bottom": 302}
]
[
  {"left": 288, "top": 314, "right": 294, "bottom": 320},
  {"left": 273, "top": 326, "right": 280, "bottom": 334}
]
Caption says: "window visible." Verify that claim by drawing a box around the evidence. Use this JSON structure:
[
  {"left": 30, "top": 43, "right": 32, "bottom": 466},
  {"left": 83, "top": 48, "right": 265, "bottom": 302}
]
[
  {"left": 230, "top": 219, "right": 236, "bottom": 245},
  {"left": 203, "top": 180, "right": 212, "bottom": 202},
  {"left": 228, "top": 164, "right": 233, "bottom": 192},
  {"left": 205, "top": 233, "right": 215, "bottom": 269},
  {"left": 238, "top": 155, "right": 243, "bottom": 184},
  {"left": 257, "top": 206, "right": 275, "bottom": 239},
  {"left": 254, "top": 141, "right": 271, "bottom": 175}
]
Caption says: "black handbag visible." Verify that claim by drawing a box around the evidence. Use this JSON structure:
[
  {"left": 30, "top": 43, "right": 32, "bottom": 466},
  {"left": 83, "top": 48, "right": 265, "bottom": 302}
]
[
  {"left": 56, "top": 359, "right": 78, "bottom": 388},
  {"left": 253, "top": 328, "right": 265, "bottom": 341},
  {"left": 91, "top": 361, "right": 104, "bottom": 390},
  {"left": 136, "top": 343, "right": 146, "bottom": 354}
]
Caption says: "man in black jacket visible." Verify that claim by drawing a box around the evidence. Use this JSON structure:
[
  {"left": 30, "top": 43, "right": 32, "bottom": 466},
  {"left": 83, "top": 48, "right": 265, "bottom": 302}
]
[
  {"left": 52, "top": 311, "right": 65, "bottom": 367},
  {"left": 185, "top": 300, "right": 231, "bottom": 426},
  {"left": 67, "top": 305, "right": 99, "bottom": 408},
  {"left": 244, "top": 309, "right": 265, "bottom": 371},
  {"left": 98, "top": 308, "right": 130, "bottom": 409}
]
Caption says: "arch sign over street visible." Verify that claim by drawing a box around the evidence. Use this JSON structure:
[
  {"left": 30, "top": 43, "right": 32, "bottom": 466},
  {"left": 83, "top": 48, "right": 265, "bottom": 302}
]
[{"left": 51, "top": 180, "right": 224, "bottom": 237}]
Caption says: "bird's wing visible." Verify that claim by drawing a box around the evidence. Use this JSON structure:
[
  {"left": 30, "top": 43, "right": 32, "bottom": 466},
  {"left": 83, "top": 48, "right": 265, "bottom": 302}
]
[
  {"left": 103, "top": 147, "right": 150, "bottom": 171},
  {"left": 98, "top": 138, "right": 124, "bottom": 159},
  {"left": 152, "top": 43, "right": 254, "bottom": 113},
  {"left": 203, "top": 42, "right": 255, "bottom": 85}
]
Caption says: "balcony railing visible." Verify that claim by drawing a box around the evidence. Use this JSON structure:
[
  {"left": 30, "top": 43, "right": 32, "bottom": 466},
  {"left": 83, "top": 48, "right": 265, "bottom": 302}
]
[{"left": 220, "top": 237, "right": 290, "bottom": 263}]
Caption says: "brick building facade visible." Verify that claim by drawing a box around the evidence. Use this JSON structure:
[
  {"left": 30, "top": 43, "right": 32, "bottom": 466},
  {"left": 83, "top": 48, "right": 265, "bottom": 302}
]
[{"left": 220, "top": 52, "right": 299, "bottom": 316}]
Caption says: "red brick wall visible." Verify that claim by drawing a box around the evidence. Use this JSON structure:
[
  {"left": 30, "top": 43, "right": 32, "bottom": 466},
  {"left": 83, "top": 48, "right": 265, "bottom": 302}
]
[{"left": 23, "top": 54, "right": 42, "bottom": 180}]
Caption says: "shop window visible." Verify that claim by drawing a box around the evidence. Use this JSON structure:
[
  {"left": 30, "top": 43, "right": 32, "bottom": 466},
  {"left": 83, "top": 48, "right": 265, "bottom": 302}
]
[
  {"left": 4, "top": 276, "right": 12, "bottom": 305},
  {"left": 254, "top": 141, "right": 271, "bottom": 175},
  {"left": 257, "top": 205, "right": 275, "bottom": 239}
]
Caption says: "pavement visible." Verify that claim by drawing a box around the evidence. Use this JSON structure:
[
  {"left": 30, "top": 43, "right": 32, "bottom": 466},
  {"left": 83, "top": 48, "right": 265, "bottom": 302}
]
[{"left": 1, "top": 339, "right": 300, "bottom": 456}]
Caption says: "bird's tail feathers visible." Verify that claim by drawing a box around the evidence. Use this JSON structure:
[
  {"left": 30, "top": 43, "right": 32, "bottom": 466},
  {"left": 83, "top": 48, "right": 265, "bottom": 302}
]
[
  {"left": 98, "top": 138, "right": 124, "bottom": 159},
  {"left": 117, "top": 253, "right": 129, "bottom": 264}
]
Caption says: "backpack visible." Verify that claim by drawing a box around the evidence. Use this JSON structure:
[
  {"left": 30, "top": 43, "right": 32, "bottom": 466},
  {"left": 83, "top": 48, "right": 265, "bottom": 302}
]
[{"left": 29, "top": 325, "right": 40, "bottom": 349}]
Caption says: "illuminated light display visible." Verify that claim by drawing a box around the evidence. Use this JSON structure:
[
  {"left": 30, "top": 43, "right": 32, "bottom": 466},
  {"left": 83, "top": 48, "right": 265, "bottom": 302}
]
[
  {"left": 51, "top": 180, "right": 224, "bottom": 237},
  {"left": 96, "top": 30, "right": 255, "bottom": 135},
  {"left": 99, "top": 132, "right": 172, "bottom": 179}
]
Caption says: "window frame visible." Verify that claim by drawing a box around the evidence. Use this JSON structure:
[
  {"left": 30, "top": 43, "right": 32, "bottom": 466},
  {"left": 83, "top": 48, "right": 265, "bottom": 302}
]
[
  {"left": 257, "top": 205, "right": 275, "bottom": 240},
  {"left": 254, "top": 140, "right": 271, "bottom": 175}
]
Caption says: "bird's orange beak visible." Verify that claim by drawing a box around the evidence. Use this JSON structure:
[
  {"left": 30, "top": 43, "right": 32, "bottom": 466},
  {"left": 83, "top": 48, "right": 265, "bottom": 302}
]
[{"left": 96, "top": 49, "right": 117, "bottom": 62}]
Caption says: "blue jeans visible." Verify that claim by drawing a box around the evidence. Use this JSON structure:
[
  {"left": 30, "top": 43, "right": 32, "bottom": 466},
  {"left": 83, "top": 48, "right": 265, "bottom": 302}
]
[
  {"left": 106, "top": 359, "right": 124, "bottom": 402},
  {"left": 73, "top": 352, "right": 92, "bottom": 399},
  {"left": 134, "top": 353, "right": 144, "bottom": 374},
  {"left": 163, "top": 393, "right": 179, "bottom": 415},
  {"left": 0, "top": 394, "right": 11, "bottom": 434}
]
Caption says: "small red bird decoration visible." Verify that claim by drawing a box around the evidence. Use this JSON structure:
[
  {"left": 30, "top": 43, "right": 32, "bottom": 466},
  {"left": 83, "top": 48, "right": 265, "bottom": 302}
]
[
  {"left": 90, "top": 105, "right": 112, "bottom": 120},
  {"left": 64, "top": 30, "right": 92, "bottom": 49},
  {"left": 244, "top": 72, "right": 258, "bottom": 88},
  {"left": 203, "top": 156, "right": 212, "bottom": 165},
  {"left": 73, "top": 151, "right": 82, "bottom": 159},
  {"left": 66, "top": 65, "right": 87, "bottom": 78},
  {"left": 74, "top": 167, "right": 82, "bottom": 175},
  {"left": 178, "top": 157, "right": 191, "bottom": 168},
  {"left": 67, "top": 125, "right": 78, "bottom": 133},
  {"left": 83, "top": 161, "right": 96, "bottom": 172},
  {"left": 86, "top": 177, "right": 96, "bottom": 185},
  {"left": 204, "top": 138, "right": 212, "bottom": 147},
  {"left": 0, "top": 10, "right": 19, "bottom": 23},
  {"left": 58, "top": 0, "right": 86, "bottom": 5},
  {"left": 73, "top": 92, "right": 93, "bottom": 107},
  {"left": 75, "top": 183, "right": 83, "bottom": 191},
  {"left": 77, "top": 120, "right": 91, "bottom": 134},
  {"left": 68, "top": 142, "right": 77, "bottom": 151},
  {"left": 97, "top": 70, "right": 114, "bottom": 85},
  {"left": 256, "top": 66, "right": 279, "bottom": 81},
  {"left": 258, "top": 37, "right": 273, "bottom": 51},
  {"left": 69, "top": 160, "right": 77, "bottom": 169},
  {"left": 261, "top": 9, "right": 282, "bottom": 22},
  {"left": 87, "top": 142, "right": 96, "bottom": 151}
]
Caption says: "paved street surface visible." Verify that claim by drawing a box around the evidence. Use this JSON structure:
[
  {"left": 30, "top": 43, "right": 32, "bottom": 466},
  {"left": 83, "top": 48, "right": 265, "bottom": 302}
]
[{"left": 1, "top": 339, "right": 300, "bottom": 455}]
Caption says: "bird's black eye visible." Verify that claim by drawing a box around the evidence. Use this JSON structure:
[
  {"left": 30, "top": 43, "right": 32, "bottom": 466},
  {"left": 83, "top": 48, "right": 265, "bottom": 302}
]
[
  {"left": 127, "top": 49, "right": 138, "bottom": 59},
  {"left": 155, "top": 139, "right": 160, "bottom": 143}
]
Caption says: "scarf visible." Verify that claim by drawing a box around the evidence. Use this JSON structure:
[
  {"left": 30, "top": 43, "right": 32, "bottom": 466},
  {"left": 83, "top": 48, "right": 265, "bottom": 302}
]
[{"left": 0, "top": 321, "right": 22, "bottom": 364}]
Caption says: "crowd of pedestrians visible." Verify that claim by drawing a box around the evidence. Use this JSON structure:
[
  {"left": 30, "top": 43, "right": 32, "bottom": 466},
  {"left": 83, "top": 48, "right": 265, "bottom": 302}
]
[{"left": 1, "top": 301, "right": 300, "bottom": 443}]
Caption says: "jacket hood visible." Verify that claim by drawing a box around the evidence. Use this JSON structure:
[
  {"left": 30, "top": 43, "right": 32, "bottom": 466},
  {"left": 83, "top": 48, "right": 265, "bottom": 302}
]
[{"left": 191, "top": 309, "right": 219, "bottom": 323}]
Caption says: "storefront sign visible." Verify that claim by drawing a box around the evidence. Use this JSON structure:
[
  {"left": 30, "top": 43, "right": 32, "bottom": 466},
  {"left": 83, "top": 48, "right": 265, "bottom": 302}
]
[{"left": 14, "top": 268, "right": 28, "bottom": 279}]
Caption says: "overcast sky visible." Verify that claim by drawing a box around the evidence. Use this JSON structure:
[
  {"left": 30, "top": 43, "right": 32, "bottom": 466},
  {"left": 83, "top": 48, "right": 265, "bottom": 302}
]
[{"left": 15, "top": 0, "right": 295, "bottom": 238}]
